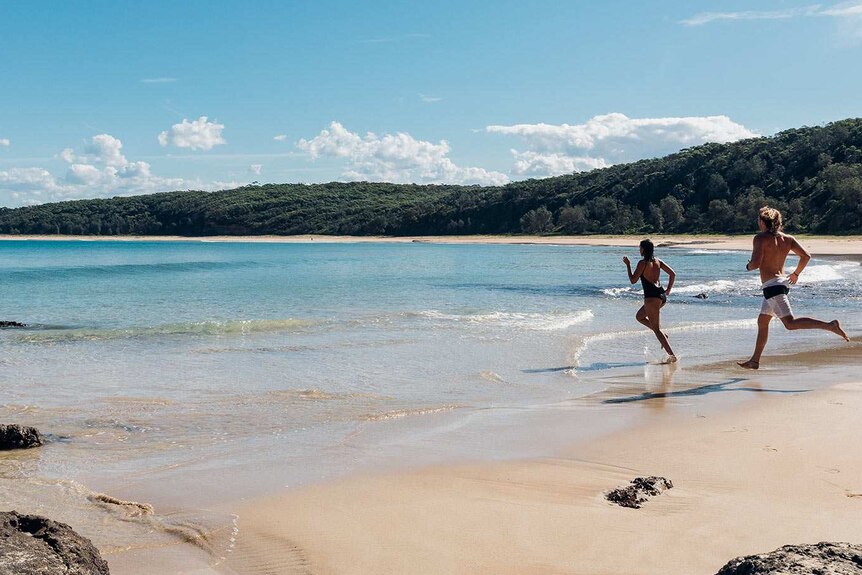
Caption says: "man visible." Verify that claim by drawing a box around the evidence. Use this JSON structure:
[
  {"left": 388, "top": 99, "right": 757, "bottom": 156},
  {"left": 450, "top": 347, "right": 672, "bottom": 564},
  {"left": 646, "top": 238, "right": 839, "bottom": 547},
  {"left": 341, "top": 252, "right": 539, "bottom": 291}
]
[{"left": 737, "top": 206, "right": 849, "bottom": 370}]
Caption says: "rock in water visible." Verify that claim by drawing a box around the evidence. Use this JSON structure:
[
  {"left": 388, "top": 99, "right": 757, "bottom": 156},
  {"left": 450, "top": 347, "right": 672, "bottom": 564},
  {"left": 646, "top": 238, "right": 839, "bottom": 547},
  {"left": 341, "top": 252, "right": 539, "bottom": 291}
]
[
  {"left": 715, "top": 542, "right": 862, "bottom": 574},
  {"left": 606, "top": 476, "right": 673, "bottom": 509},
  {"left": 0, "top": 424, "right": 43, "bottom": 450},
  {"left": 0, "top": 321, "right": 26, "bottom": 328},
  {"left": 0, "top": 511, "right": 110, "bottom": 574}
]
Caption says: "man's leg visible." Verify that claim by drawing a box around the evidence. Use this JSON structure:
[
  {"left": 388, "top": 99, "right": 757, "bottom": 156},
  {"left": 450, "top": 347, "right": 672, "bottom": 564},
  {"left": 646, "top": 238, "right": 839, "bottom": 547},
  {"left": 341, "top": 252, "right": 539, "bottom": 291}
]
[
  {"left": 780, "top": 315, "right": 850, "bottom": 341},
  {"left": 738, "top": 313, "right": 772, "bottom": 369}
]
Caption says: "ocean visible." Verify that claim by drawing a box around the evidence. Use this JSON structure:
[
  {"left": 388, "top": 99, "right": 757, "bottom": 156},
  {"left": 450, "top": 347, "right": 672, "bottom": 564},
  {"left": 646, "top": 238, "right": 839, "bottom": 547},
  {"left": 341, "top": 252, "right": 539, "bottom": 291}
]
[{"left": 1, "top": 239, "right": 859, "bottom": 566}]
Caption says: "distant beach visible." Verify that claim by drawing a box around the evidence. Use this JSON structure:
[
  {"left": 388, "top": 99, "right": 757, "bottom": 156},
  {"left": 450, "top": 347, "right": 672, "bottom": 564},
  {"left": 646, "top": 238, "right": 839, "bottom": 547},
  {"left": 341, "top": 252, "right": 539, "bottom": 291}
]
[{"left": 2, "top": 233, "right": 862, "bottom": 255}]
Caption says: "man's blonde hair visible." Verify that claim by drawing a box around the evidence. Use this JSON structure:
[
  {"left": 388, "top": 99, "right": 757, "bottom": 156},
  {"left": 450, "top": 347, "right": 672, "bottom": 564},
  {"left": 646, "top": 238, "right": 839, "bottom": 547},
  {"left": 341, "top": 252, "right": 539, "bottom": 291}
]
[{"left": 759, "top": 206, "right": 783, "bottom": 233}]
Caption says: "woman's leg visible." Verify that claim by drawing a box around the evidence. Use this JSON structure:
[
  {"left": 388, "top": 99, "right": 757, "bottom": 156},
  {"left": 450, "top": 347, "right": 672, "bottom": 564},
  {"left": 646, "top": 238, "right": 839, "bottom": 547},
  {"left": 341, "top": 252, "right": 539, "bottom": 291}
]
[
  {"left": 635, "top": 304, "right": 651, "bottom": 329},
  {"left": 645, "top": 298, "right": 675, "bottom": 357}
]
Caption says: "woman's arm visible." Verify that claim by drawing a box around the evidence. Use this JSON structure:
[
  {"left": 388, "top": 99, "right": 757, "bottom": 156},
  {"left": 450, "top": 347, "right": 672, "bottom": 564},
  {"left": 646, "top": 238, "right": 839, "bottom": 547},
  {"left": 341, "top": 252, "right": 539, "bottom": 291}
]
[
  {"left": 660, "top": 259, "right": 676, "bottom": 294},
  {"left": 623, "top": 257, "right": 644, "bottom": 284}
]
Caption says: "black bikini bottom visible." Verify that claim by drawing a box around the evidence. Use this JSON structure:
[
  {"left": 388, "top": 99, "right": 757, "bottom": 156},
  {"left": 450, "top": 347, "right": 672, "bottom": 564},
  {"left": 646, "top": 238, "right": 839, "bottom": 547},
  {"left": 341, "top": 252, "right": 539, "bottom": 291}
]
[
  {"left": 645, "top": 294, "right": 667, "bottom": 305},
  {"left": 762, "top": 285, "right": 790, "bottom": 300}
]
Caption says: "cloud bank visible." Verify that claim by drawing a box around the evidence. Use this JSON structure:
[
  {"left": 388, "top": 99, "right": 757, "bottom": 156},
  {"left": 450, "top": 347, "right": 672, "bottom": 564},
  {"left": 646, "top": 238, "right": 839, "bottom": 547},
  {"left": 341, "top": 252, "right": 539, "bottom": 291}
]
[
  {"left": 0, "top": 138, "right": 9, "bottom": 147},
  {"left": 487, "top": 113, "right": 757, "bottom": 177},
  {"left": 682, "top": 2, "right": 862, "bottom": 25},
  {"left": 158, "top": 116, "right": 226, "bottom": 151},
  {"left": 297, "top": 121, "right": 508, "bottom": 185},
  {"left": 0, "top": 134, "right": 235, "bottom": 207}
]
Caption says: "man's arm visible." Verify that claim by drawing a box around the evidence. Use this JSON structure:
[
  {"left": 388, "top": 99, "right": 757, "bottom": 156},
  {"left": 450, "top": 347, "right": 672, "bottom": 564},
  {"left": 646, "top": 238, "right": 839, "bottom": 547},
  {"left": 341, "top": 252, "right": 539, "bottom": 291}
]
[
  {"left": 788, "top": 236, "right": 811, "bottom": 284},
  {"left": 659, "top": 260, "right": 676, "bottom": 294},
  {"left": 746, "top": 235, "right": 764, "bottom": 271}
]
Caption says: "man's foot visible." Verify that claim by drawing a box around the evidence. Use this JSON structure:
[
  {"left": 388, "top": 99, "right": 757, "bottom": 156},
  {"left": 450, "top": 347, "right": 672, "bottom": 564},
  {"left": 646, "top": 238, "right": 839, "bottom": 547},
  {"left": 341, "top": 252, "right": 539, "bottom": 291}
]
[
  {"left": 830, "top": 320, "right": 850, "bottom": 342},
  {"left": 737, "top": 359, "right": 759, "bottom": 370},
  {"left": 666, "top": 354, "right": 678, "bottom": 364}
]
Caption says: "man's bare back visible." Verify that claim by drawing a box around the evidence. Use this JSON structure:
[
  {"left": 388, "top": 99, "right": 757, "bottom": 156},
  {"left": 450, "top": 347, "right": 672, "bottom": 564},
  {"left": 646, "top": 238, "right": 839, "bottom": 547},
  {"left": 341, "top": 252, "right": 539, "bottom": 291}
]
[{"left": 747, "top": 231, "right": 808, "bottom": 284}]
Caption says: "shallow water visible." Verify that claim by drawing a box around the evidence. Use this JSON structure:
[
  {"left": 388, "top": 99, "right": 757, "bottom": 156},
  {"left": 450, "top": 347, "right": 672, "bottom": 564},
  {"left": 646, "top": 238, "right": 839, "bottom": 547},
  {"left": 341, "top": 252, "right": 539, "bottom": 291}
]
[{"left": 0, "top": 240, "right": 859, "bottom": 569}]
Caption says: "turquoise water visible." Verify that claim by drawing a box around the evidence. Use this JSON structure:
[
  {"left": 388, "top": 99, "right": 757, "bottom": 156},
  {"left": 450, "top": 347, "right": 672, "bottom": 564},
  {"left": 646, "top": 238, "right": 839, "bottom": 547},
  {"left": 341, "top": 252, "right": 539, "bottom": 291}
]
[{"left": 0, "top": 240, "right": 859, "bottom": 563}]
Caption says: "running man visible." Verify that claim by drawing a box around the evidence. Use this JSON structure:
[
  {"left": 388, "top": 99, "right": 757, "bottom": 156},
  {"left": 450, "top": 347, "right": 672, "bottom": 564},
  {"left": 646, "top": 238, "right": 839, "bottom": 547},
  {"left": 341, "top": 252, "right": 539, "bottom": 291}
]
[
  {"left": 623, "top": 239, "right": 677, "bottom": 362},
  {"left": 737, "top": 206, "right": 849, "bottom": 369}
]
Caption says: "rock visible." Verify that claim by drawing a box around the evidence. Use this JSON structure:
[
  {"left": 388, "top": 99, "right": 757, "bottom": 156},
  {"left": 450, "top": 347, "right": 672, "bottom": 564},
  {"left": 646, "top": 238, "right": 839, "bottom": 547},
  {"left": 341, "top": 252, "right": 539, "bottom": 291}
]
[
  {"left": 695, "top": 293, "right": 709, "bottom": 299},
  {"left": 0, "top": 424, "right": 43, "bottom": 450},
  {"left": 605, "top": 476, "right": 673, "bottom": 509},
  {"left": 0, "top": 321, "right": 26, "bottom": 328},
  {"left": 0, "top": 511, "right": 110, "bottom": 574},
  {"left": 716, "top": 542, "right": 862, "bottom": 574}
]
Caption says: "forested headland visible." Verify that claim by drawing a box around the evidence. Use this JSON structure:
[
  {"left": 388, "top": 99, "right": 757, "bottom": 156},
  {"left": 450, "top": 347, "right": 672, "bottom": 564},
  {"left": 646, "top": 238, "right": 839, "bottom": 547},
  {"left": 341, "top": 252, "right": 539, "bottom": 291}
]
[{"left": 1, "top": 118, "right": 861, "bottom": 236}]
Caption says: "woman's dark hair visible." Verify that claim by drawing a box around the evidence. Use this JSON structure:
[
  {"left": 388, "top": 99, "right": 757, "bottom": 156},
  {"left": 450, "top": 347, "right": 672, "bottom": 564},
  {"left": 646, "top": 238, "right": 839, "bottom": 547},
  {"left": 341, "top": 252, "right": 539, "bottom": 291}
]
[{"left": 640, "top": 238, "right": 655, "bottom": 261}]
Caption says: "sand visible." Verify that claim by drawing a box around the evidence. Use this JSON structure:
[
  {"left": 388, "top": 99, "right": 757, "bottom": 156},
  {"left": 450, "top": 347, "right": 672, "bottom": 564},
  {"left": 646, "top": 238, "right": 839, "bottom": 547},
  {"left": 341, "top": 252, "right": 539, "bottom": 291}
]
[
  {"left": 225, "top": 379, "right": 862, "bottom": 575},
  {"left": 3, "top": 233, "right": 862, "bottom": 256}
]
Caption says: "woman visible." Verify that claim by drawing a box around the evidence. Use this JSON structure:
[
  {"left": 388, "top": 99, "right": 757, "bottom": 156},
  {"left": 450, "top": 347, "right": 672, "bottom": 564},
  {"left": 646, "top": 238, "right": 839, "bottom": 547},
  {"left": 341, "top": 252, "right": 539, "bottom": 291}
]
[{"left": 623, "top": 239, "right": 677, "bottom": 362}]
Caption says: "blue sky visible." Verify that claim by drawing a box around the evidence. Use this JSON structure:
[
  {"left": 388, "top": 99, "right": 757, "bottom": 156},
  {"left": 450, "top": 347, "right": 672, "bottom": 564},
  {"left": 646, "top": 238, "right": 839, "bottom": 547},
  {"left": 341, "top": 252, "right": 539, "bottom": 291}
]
[{"left": 1, "top": 0, "right": 861, "bottom": 206}]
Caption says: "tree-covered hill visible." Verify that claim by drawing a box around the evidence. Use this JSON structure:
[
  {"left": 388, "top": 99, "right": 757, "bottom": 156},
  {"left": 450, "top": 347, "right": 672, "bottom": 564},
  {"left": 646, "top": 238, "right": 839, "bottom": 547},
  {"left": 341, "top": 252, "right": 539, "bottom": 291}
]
[{"left": 1, "top": 118, "right": 861, "bottom": 236}]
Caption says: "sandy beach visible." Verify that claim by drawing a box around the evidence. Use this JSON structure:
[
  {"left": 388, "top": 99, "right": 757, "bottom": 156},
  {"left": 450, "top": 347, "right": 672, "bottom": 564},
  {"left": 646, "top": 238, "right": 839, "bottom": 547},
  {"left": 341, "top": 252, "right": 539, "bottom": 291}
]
[
  {"left": 3, "top": 233, "right": 862, "bottom": 256},
  {"left": 224, "top": 376, "right": 862, "bottom": 575},
  {"left": 3, "top": 234, "right": 859, "bottom": 575}
]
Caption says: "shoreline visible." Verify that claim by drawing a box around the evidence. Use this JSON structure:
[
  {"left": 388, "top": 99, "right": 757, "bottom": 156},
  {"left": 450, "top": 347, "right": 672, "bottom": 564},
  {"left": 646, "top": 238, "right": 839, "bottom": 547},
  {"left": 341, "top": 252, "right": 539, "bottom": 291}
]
[
  {"left": 2, "top": 233, "right": 862, "bottom": 255},
  {"left": 219, "top": 378, "right": 862, "bottom": 575}
]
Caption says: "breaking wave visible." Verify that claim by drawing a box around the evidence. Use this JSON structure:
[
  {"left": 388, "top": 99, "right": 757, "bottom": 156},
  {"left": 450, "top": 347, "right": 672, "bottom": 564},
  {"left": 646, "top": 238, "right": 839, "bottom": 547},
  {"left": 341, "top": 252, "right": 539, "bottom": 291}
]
[
  {"left": 416, "top": 309, "right": 594, "bottom": 331},
  {"left": 12, "top": 318, "right": 319, "bottom": 343}
]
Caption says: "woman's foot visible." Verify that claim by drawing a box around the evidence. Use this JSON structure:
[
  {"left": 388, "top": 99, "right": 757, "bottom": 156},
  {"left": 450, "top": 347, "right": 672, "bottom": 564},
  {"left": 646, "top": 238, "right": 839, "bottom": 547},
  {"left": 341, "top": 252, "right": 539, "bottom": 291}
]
[
  {"left": 666, "top": 354, "right": 678, "bottom": 364},
  {"left": 737, "top": 359, "right": 759, "bottom": 370},
  {"left": 830, "top": 320, "right": 850, "bottom": 342}
]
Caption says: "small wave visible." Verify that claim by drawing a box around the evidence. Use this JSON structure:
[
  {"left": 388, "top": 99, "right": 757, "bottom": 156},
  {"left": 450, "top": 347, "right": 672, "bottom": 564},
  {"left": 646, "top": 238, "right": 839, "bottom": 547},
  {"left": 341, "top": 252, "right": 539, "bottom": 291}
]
[
  {"left": 4, "top": 260, "right": 256, "bottom": 281},
  {"left": 602, "top": 287, "right": 635, "bottom": 297},
  {"left": 799, "top": 262, "right": 857, "bottom": 283},
  {"left": 672, "top": 279, "right": 753, "bottom": 295},
  {"left": 12, "top": 318, "right": 318, "bottom": 343},
  {"left": 416, "top": 309, "right": 593, "bottom": 331},
  {"left": 686, "top": 249, "right": 744, "bottom": 255},
  {"left": 571, "top": 318, "right": 758, "bottom": 369},
  {"left": 360, "top": 404, "right": 464, "bottom": 421},
  {"left": 479, "top": 371, "right": 511, "bottom": 384}
]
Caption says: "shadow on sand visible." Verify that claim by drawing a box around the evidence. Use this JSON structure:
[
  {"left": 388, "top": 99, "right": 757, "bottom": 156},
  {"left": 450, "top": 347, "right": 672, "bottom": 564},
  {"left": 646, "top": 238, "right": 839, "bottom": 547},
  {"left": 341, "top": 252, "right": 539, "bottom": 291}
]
[{"left": 603, "top": 377, "right": 810, "bottom": 404}]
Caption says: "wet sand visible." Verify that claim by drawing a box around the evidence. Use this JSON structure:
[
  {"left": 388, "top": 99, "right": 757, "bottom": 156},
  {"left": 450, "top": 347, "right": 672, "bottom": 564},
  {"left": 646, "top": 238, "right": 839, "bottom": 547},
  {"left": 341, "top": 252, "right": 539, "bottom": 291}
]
[{"left": 225, "top": 376, "right": 862, "bottom": 575}]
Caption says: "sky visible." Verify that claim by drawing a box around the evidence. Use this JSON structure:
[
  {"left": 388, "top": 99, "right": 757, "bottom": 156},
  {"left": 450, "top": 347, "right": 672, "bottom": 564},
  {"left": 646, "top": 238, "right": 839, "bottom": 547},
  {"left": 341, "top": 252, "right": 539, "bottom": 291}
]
[{"left": 1, "top": 0, "right": 861, "bottom": 207}]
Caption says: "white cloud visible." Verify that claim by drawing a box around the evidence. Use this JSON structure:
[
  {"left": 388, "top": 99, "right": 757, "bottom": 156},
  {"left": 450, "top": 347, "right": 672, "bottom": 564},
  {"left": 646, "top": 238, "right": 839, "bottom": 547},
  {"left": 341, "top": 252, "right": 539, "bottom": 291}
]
[
  {"left": 141, "top": 77, "right": 178, "bottom": 84},
  {"left": 249, "top": 164, "right": 262, "bottom": 175},
  {"left": 0, "top": 138, "right": 9, "bottom": 147},
  {"left": 158, "top": 116, "right": 226, "bottom": 151},
  {"left": 273, "top": 134, "right": 288, "bottom": 141},
  {"left": 487, "top": 113, "right": 757, "bottom": 177},
  {"left": 0, "top": 134, "right": 228, "bottom": 207},
  {"left": 297, "top": 121, "right": 508, "bottom": 185},
  {"left": 681, "top": 2, "right": 862, "bottom": 25},
  {"left": 419, "top": 93, "right": 442, "bottom": 103}
]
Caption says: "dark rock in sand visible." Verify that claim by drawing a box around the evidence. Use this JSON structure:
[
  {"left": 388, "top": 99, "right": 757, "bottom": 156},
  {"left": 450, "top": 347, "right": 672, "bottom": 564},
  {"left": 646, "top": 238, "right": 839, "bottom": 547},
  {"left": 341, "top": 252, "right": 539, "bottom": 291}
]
[
  {"left": 715, "top": 542, "right": 862, "bottom": 574},
  {"left": 0, "top": 511, "right": 110, "bottom": 575},
  {"left": 0, "top": 424, "right": 43, "bottom": 450},
  {"left": 605, "top": 476, "right": 673, "bottom": 509},
  {"left": 0, "top": 321, "right": 26, "bottom": 328}
]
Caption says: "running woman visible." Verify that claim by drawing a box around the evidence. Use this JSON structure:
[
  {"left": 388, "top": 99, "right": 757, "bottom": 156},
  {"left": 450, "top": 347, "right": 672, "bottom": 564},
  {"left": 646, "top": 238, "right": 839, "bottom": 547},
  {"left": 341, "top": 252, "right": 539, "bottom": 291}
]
[{"left": 623, "top": 239, "right": 677, "bottom": 362}]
